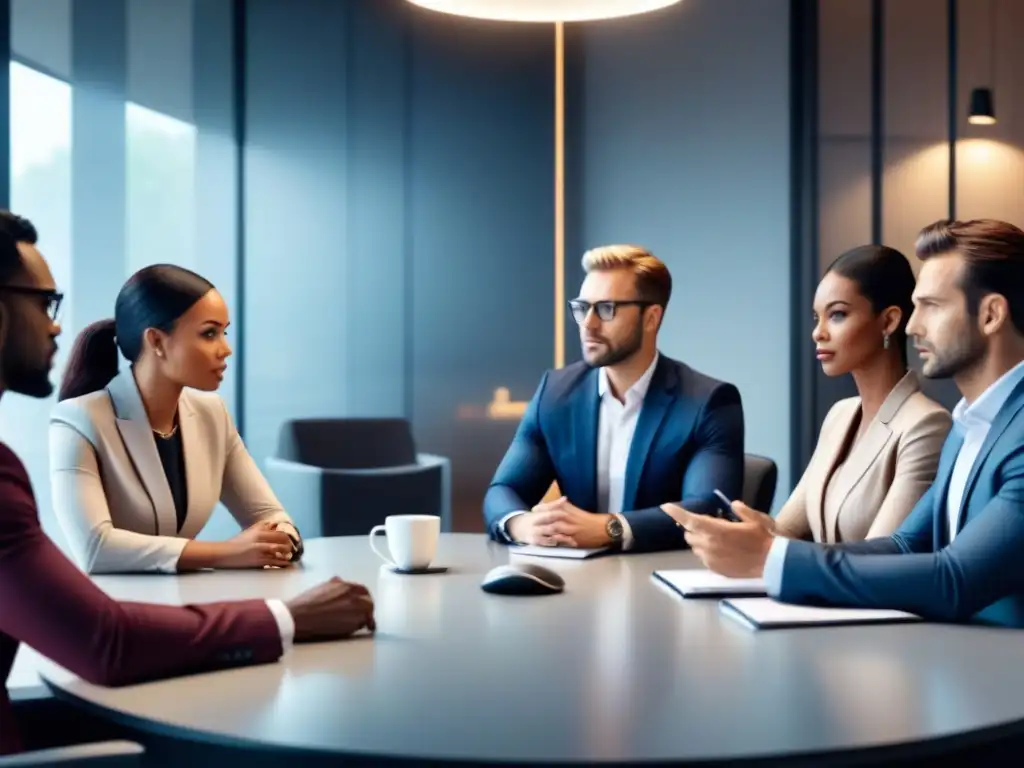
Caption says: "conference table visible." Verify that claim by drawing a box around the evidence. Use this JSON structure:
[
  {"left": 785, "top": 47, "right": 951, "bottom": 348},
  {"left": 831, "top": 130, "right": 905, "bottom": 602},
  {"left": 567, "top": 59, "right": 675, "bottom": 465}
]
[{"left": 32, "top": 534, "right": 1024, "bottom": 765}]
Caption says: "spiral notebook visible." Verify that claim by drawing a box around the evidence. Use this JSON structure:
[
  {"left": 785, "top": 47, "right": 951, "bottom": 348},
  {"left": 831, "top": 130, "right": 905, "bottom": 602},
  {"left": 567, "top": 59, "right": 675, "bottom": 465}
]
[
  {"left": 720, "top": 597, "right": 920, "bottom": 630},
  {"left": 652, "top": 569, "right": 767, "bottom": 598}
]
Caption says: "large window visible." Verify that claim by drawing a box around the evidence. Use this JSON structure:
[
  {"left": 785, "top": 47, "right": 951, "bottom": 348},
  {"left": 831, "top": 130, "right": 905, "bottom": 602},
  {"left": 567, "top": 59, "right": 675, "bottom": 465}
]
[
  {"left": 125, "top": 103, "right": 197, "bottom": 273},
  {"left": 1, "top": 61, "right": 73, "bottom": 540},
  {"left": 4, "top": 2, "right": 239, "bottom": 553}
]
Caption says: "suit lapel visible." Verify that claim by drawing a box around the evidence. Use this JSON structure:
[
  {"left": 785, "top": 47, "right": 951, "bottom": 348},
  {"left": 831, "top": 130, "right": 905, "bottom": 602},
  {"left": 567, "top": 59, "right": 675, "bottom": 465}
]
[
  {"left": 955, "top": 382, "right": 1024, "bottom": 535},
  {"left": 825, "top": 375, "right": 921, "bottom": 540},
  {"left": 571, "top": 369, "right": 600, "bottom": 513},
  {"left": 177, "top": 392, "right": 204, "bottom": 534},
  {"left": 827, "top": 420, "right": 891, "bottom": 542},
  {"left": 108, "top": 370, "right": 178, "bottom": 536},
  {"left": 810, "top": 401, "right": 860, "bottom": 542},
  {"left": 622, "top": 359, "right": 677, "bottom": 511}
]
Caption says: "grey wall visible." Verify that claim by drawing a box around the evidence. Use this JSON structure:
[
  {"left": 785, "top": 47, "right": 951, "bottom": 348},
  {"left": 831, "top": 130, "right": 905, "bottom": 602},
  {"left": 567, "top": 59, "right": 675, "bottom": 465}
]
[
  {"left": 244, "top": 0, "right": 554, "bottom": 531},
  {"left": 573, "top": 0, "right": 793, "bottom": 504},
  {"left": 244, "top": 0, "right": 350, "bottom": 472}
]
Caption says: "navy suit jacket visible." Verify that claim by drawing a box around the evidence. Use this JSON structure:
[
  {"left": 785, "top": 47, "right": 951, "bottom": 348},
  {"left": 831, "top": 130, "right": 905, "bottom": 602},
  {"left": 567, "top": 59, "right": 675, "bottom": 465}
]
[
  {"left": 780, "top": 376, "right": 1024, "bottom": 627},
  {"left": 483, "top": 355, "right": 745, "bottom": 552}
]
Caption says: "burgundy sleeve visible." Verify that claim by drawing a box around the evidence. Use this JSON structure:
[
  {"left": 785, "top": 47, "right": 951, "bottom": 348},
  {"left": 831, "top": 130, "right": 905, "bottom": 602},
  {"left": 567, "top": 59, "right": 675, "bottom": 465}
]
[{"left": 0, "top": 447, "right": 282, "bottom": 687}]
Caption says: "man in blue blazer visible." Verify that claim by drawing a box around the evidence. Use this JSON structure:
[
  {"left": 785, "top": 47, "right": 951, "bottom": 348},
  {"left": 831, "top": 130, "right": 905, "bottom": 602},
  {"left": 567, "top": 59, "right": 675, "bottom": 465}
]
[
  {"left": 666, "top": 218, "right": 1024, "bottom": 627},
  {"left": 485, "top": 245, "right": 744, "bottom": 553}
]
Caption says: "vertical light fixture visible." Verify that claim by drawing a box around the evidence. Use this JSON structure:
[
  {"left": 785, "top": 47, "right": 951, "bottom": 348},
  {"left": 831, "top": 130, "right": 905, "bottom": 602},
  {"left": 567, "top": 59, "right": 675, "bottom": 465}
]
[
  {"left": 968, "top": 0, "right": 997, "bottom": 125},
  {"left": 554, "top": 22, "right": 566, "bottom": 368}
]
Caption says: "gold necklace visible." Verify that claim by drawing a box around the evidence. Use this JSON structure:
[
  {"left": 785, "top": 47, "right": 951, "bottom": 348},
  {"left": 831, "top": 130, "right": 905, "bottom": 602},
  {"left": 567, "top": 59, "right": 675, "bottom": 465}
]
[{"left": 153, "top": 424, "right": 179, "bottom": 439}]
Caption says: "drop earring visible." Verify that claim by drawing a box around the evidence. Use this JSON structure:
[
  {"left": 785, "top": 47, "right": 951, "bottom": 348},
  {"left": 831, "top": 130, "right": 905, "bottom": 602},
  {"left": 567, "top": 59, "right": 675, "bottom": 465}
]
[{"left": 883, "top": 333, "right": 891, "bottom": 350}]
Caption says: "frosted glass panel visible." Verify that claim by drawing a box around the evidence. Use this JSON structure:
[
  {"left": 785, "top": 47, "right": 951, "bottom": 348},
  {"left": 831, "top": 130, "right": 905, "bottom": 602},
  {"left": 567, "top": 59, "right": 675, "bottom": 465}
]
[
  {"left": 125, "top": 103, "right": 198, "bottom": 274},
  {"left": 2, "top": 62, "right": 73, "bottom": 545}
]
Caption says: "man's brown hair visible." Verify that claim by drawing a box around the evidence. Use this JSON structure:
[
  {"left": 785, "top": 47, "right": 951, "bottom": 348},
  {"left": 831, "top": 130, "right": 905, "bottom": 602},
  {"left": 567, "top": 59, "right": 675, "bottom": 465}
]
[
  {"left": 581, "top": 244, "right": 672, "bottom": 307},
  {"left": 916, "top": 218, "right": 1024, "bottom": 335}
]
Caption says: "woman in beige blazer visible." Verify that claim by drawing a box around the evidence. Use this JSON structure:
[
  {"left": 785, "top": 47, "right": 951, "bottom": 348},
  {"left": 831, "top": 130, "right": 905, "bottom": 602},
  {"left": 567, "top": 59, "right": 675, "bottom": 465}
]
[
  {"left": 773, "top": 244, "right": 952, "bottom": 542},
  {"left": 49, "top": 265, "right": 302, "bottom": 574}
]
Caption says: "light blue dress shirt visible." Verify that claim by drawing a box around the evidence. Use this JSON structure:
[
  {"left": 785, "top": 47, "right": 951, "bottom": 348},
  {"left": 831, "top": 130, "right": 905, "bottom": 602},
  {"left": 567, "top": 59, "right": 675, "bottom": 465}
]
[{"left": 764, "top": 360, "right": 1024, "bottom": 596}]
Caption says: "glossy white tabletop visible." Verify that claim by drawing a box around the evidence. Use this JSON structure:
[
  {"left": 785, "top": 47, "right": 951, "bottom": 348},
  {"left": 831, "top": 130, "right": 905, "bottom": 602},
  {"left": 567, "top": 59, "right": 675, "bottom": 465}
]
[{"left": 36, "top": 534, "right": 1024, "bottom": 764}]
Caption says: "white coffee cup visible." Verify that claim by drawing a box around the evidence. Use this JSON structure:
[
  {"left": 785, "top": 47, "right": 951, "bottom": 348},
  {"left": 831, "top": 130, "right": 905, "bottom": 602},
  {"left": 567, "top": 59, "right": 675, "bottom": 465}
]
[{"left": 369, "top": 514, "right": 440, "bottom": 570}]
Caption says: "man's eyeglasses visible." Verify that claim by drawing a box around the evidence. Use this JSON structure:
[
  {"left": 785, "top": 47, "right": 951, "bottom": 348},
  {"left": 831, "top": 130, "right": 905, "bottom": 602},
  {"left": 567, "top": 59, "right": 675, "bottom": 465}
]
[
  {"left": 0, "top": 287, "right": 64, "bottom": 321},
  {"left": 569, "top": 299, "right": 653, "bottom": 324}
]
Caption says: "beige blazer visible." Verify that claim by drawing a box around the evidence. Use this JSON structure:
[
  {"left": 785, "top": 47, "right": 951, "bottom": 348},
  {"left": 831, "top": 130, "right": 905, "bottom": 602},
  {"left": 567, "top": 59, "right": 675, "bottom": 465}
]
[
  {"left": 49, "top": 370, "right": 295, "bottom": 574},
  {"left": 774, "top": 371, "right": 951, "bottom": 543}
]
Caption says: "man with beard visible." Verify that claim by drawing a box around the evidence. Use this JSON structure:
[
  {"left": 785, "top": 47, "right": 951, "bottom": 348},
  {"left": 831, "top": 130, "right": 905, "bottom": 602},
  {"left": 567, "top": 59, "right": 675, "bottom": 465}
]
[
  {"left": 0, "top": 211, "right": 375, "bottom": 754},
  {"left": 665, "top": 218, "right": 1024, "bottom": 628},
  {"left": 484, "top": 245, "right": 744, "bottom": 553}
]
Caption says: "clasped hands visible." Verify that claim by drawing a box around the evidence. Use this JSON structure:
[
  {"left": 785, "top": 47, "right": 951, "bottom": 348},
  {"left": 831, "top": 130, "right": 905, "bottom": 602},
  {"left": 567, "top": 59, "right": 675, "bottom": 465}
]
[
  {"left": 219, "top": 520, "right": 302, "bottom": 569},
  {"left": 507, "top": 496, "right": 614, "bottom": 549},
  {"left": 660, "top": 500, "right": 776, "bottom": 578}
]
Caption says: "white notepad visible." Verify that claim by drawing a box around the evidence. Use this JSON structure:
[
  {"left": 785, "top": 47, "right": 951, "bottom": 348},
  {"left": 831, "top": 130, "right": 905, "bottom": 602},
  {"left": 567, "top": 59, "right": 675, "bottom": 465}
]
[
  {"left": 720, "top": 597, "right": 920, "bottom": 630},
  {"left": 652, "top": 569, "right": 767, "bottom": 598},
  {"left": 509, "top": 545, "right": 609, "bottom": 559}
]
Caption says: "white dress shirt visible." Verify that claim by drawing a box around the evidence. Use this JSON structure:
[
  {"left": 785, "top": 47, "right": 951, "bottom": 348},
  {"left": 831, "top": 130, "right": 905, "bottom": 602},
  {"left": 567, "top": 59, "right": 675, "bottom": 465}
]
[
  {"left": 595, "top": 353, "right": 661, "bottom": 549},
  {"left": 265, "top": 599, "right": 296, "bottom": 650},
  {"left": 502, "top": 353, "right": 661, "bottom": 550},
  {"left": 944, "top": 359, "right": 1024, "bottom": 540},
  {"left": 764, "top": 359, "right": 1024, "bottom": 595}
]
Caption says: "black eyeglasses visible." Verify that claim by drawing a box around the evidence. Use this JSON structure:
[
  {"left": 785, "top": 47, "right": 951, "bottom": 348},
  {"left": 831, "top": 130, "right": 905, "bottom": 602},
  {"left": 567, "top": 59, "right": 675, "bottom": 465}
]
[
  {"left": 0, "top": 287, "right": 64, "bottom": 321},
  {"left": 569, "top": 299, "right": 653, "bottom": 324}
]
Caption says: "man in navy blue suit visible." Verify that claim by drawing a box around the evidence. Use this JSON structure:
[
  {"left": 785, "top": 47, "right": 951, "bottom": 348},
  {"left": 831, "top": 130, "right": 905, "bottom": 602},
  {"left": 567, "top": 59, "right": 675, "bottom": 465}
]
[
  {"left": 667, "top": 218, "right": 1024, "bottom": 627},
  {"left": 484, "top": 245, "right": 744, "bottom": 553}
]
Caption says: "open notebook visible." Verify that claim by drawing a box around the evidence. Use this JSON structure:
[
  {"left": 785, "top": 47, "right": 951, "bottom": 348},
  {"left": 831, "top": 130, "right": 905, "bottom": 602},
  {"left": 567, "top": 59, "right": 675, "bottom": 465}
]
[
  {"left": 509, "top": 545, "right": 610, "bottom": 559},
  {"left": 652, "top": 569, "right": 767, "bottom": 598},
  {"left": 721, "top": 597, "right": 920, "bottom": 630}
]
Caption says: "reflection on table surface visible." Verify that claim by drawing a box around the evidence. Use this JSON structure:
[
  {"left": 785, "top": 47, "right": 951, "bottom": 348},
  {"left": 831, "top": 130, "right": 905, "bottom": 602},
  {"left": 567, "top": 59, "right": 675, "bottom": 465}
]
[{"left": 32, "top": 534, "right": 1024, "bottom": 764}]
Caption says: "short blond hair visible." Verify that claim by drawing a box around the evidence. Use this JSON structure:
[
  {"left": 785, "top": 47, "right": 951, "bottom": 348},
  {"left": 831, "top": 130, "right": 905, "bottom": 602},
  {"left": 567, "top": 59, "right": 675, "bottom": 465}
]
[{"left": 581, "top": 244, "right": 672, "bottom": 307}]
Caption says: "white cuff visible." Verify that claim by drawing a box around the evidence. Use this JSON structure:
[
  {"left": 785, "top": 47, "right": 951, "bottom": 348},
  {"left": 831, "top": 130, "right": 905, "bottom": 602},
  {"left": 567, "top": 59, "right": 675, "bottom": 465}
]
[
  {"left": 497, "top": 511, "right": 527, "bottom": 543},
  {"left": 265, "top": 598, "right": 295, "bottom": 652},
  {"left": 161, "top": 537, "right": 191, "bottom": 573},
  {"left": 763, "top": 536, "right": 789, "bottom": 598},
  {"left": 614, "top": 513, "right": 634, "bottom": 550}
]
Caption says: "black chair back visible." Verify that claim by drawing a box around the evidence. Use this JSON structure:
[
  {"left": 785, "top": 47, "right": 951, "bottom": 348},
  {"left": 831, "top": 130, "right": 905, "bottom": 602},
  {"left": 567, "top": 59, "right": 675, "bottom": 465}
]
[
  {"left": 277, "top": 418, "right": 417, "bottom": 469},
  {"left": 742, "top": 454, "right": 778, "bottom": 513}
]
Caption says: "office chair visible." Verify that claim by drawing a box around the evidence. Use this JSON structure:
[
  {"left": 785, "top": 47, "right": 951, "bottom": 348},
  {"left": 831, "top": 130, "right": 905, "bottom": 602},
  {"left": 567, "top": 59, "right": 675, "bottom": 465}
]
[
  {"left": 265, "top": 417, "right": 451, "bottom": 536},
  {"left": 742, "top": 453, "right": 778, "bottom": 513}
]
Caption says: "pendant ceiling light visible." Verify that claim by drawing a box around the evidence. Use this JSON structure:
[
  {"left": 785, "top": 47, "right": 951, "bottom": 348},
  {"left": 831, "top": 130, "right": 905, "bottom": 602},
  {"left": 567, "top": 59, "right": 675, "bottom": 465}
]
[
  {"left": 968, "top": 87, "right": 996, "bottom": 126},
  {"left": 406, "top": 0, "right": 684, "bottom": 23},
  {"left": 968, "top": 0, "right": 997, "bottom": 126}
]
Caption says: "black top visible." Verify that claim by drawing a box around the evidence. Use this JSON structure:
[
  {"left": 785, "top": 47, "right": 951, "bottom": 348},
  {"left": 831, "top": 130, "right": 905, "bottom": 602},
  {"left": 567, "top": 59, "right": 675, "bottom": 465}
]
[{"left": 154, "top": 429, "right": 188, "bottom": 532}]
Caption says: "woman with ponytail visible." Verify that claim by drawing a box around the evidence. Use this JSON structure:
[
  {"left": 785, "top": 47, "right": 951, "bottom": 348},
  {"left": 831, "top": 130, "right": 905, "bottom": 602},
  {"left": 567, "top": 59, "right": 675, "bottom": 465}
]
[{"left": 49, "top": 264, "right": 303, "bottom": 573}]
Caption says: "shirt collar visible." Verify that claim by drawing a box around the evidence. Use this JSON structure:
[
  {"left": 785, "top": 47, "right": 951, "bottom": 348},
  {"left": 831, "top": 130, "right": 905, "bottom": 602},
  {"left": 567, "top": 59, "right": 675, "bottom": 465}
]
[
  {"left": 952, "top": 359, "right": 1024, "bottom": 428},
  {"left": 598, "top": 352, "right": 660, "bottom": 401}
]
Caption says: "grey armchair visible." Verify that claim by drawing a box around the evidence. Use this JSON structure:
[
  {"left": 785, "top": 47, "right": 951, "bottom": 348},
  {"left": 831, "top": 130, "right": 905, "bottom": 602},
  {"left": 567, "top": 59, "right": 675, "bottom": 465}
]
[
  {"left": 265, "top": 418, "right": 452, "bottom": 536},
  {"left": 0, "top": 742, "right": 143, "bottom": 767}
]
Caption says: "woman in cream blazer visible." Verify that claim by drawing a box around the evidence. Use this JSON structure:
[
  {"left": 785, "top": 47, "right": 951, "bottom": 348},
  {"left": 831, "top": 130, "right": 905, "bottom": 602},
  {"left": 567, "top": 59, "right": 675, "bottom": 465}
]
[
  {"left": 50, "top": 265, "right": 301, "bottom": 574},
  {"left": 774, "top": 371, "right": 949, "bottom": 541},
  {"left": 774, "top": 245, "right": 951, "bottom": 542}
]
